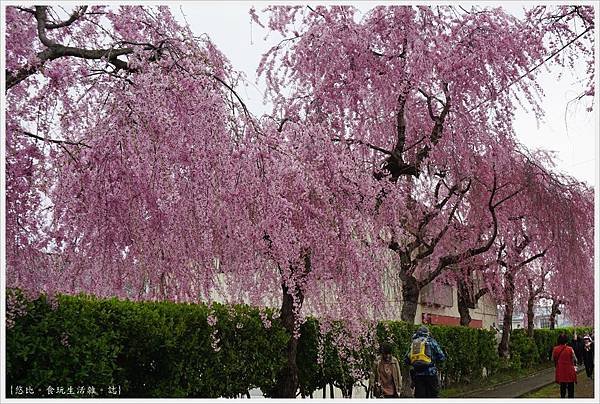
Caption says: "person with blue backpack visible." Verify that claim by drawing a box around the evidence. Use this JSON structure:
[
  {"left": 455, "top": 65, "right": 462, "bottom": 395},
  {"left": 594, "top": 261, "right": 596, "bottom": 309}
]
[{"left": 404, "top": 325, "right": 446, "bottom": 398}]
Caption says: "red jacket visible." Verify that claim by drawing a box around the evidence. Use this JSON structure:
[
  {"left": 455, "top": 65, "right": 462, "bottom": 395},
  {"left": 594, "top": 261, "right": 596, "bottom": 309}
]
[{"left": 552, "top": 344, "right": 577, "bottom": 383}]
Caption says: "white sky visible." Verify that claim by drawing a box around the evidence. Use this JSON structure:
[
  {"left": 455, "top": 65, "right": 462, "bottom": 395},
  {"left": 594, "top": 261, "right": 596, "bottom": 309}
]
[{"left": 174, "top": 2, "right": 596, "bottom": 186}]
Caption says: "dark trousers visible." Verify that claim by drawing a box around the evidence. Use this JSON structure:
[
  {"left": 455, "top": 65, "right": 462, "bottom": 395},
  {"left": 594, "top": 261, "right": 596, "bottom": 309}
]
[
  {"left": 413, "top": 375, "right": 439, "bottom": 398},
  {"left": 559, "top": 382, "right": 574, "bottom": 398},
  {"left": 585, "top": 363, "right": 594, "bottom": 378}
]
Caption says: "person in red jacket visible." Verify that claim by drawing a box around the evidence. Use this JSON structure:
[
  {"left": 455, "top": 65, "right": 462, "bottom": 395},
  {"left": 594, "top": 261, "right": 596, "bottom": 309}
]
[{"left": 552, "top": 333, "right": 578, "bottom": 398}]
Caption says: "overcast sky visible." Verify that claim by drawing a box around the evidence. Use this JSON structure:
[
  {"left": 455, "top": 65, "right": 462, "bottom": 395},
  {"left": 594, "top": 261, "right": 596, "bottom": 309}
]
[{"left": 174, "top": 3, "right": 596, "bottom": 186}]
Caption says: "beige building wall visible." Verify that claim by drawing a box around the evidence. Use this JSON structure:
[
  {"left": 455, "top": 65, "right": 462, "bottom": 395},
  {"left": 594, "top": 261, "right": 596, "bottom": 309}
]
[
  {"left": 379, "top": 259, "right": 498, "bottom": 328},
  {"left": 416, "top": 285, "right": 498, "bottom": 329}
]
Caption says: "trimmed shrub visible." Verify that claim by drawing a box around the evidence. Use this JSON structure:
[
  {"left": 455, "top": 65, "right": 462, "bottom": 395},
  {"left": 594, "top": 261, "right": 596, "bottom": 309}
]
[
  {"left": 7, "top": 294, "right": 121, "bottom": 396},
  {"left": 508, "top": 326, "right": 593, "bottom": 371},
  {"left": 509, "top": 329, "right": 540, "bottom": 369},
  {"left": 6, "top": 293, "right": 287, "bottom": 398},
  {"left": 6, "top": 291, "right": 593, "bottom": 398},
  {"left": 297, "top": 319, "right": 376, "bottom": 398},
  {"left": 531, "top": 326, "right": 593, "bottom": 365}
]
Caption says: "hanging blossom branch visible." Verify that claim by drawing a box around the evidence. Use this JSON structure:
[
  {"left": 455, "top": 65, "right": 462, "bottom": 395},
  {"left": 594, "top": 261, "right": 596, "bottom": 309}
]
[{"left": 469, "top": 25, "right": 593, "bottom": 112}]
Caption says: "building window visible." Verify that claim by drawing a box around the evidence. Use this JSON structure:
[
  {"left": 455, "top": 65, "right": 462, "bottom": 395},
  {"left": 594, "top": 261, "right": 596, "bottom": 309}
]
[{"left": 538, "top": 316, "right": 551, "bottom": 329}]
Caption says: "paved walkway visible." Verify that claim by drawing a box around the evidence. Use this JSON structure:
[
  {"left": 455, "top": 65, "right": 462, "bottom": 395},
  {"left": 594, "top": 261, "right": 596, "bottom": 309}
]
[
  {"left": 465, "top": 367, "right": 587, "bottom": 398},
  {"left": 249, "top": 368, "right": 590, "bottom": 398}
]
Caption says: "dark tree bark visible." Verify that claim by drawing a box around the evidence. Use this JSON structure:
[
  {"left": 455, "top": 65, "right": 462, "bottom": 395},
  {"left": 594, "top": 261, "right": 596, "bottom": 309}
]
[
  {"left": 456, "top": 270, "right": 490, "bottom": 327},
  {"left": 272, "top": 283, "right": 303, "bottom": 398},
  {"left": 392, "top": 171, "right": 504, "bottom": 326},
  {"left": 550, "top": 298, "right": 562, "bottom": 330},
  {"left": 397, "top": 275, "right": 419, "bottom": 397},
  {"left": 341, "top": 383, "right": 353, "bottom": 398},
  {"left": 457, "top": 296, "right": 472, "bottom": 327},
  {"left": 271, "top": 252, "right": 311, "bottom": 398},
  {"left": 525, "top": 269, "right": 548, "bottom": 337},
  {"left": 498, "top": 271, "right": 515, "bottom": 358},
  {"left": 496, "top": 232, "right": 548, "bottom": 357},
  {"left": 400, "top": 275, "right": 420, "bottom": 323},
  {"left": 526, "top": 294, "right": 536, "bottom": 338},
  {"left": 457, "top": 277, "right": 474, "bottom": 326}
]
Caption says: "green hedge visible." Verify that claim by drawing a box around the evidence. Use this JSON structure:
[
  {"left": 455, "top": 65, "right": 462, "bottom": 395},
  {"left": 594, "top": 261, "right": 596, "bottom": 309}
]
[
  {"left": 6, "top": 292, "right": 287, "bottom": 398},
  {"left": 510, "top": 327, "right": 594, "bottom": 369},
  {"left": 5, "top": 292, "right": 594, "bottom": 398}
]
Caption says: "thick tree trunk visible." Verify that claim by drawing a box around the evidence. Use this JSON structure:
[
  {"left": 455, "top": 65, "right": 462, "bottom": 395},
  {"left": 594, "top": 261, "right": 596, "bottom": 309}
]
[
  {"left": 458, "top": 296, "right": 472, "bottom": 326},
  {"left": 272, "top": 283, "right": 303, "bottom": 398},
  {"left": 400, "top": 276, "right": 419, "bottom": 324},
  {"left": 457, "top": 278, "right": 473, "bottom": 326},
  {"left": 550, "top": 299, "right": 561, "bottom": 330},
  {"left": 457, "top": 277, "right": 489, "bottom": 327},
  {"left": 527, "top": 295, "right": 535, "bottom": 338},
  {"left": 498, "top": 272, "right": 515, "bottom": 358},
  {"left": 399, "top": 275, "right": 419, "bottom": 397}
]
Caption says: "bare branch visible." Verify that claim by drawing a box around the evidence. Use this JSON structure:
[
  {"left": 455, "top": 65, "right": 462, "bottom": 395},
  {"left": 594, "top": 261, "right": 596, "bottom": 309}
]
[
  {"left": 45, "top": 6, "right": 88, "bottom": 29},
  {"left": 517, "top": 249, "right": 547, "bottom": 269},
  {"left": 331, "top": 137, "right": 392, "bottom": 156},
  {"left": 34, "top": 6, "right": 57, "bottom": 47},
  {"left": 395, "top": 92, "right": 408, "bottom": 155},
  {"left": 6, "top": 6, "right": 139, "bottom": 91},
  {"left": 474, "top": 287, "right": 489, "bottom": 302},
  {"left": 16, "top": 7, "right": 35, "bottom": 14},
  {"left": 422, "top": 172, "right": 500, "bottom": 288},
  {"left": 418, "top": 88, "right": 436, "bottom": 121},
  {"left": 277, "top": 117, "right": 290, "bottom": 133},
  {"left": 21, "top": 130, "right": 91, "bottom": 148},
  {"left": 414, "top": 82, "right": 451, "bottom": 170},
  {"left": 429, "top": 179, "right": 471, "bottom": 248},
  {"left": 403, "top": 135, "right": 427, "bottom": 152},
  {"left": 307, "top": 5, "right": 327, "bottom": 20}
]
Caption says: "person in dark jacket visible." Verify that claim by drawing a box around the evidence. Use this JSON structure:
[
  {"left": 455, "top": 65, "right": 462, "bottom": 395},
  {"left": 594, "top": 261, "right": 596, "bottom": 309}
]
[
  {"left": 571, "top": 331, "right": 584, "bottom": 366},
  {"left": 582, "top": 335, "right": 594, "bottom": 379},
  {"left": 404, "top": 325, "right": 446, "bottom": 398},
  {"left": 553, "top": 332, "right": 578, "bottom": 398}
]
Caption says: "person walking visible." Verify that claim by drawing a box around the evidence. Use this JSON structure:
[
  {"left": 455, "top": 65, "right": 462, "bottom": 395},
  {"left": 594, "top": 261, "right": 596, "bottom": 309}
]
[
  {"left": 369, "top": 342, "right": 402, "bottom": 398},
  {"left": 582, "top": 335, "right": 594, "bottom": 380},
  {"left": 404, "top": 325, "right": 446, "bottom": 398},
  {"left": 553, "top": 332, "right": 578, "bottom": 398},
  {"left": 571, "top": 331, "right": 584, "bottom": 367}
]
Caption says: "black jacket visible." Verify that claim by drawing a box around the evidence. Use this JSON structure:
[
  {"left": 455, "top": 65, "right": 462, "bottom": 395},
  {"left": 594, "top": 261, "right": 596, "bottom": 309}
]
[
  {"left": 571, "top": 337, "right": 584, "bottom": 364},
  {"left": 582, "top": 343, "right": 594, "bottom": 367}
]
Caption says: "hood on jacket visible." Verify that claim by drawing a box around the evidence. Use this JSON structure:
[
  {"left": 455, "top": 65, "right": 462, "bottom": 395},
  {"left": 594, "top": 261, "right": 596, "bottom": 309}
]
[{"left": 412, "top": 325, "right": 430, "bottom": 339}]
